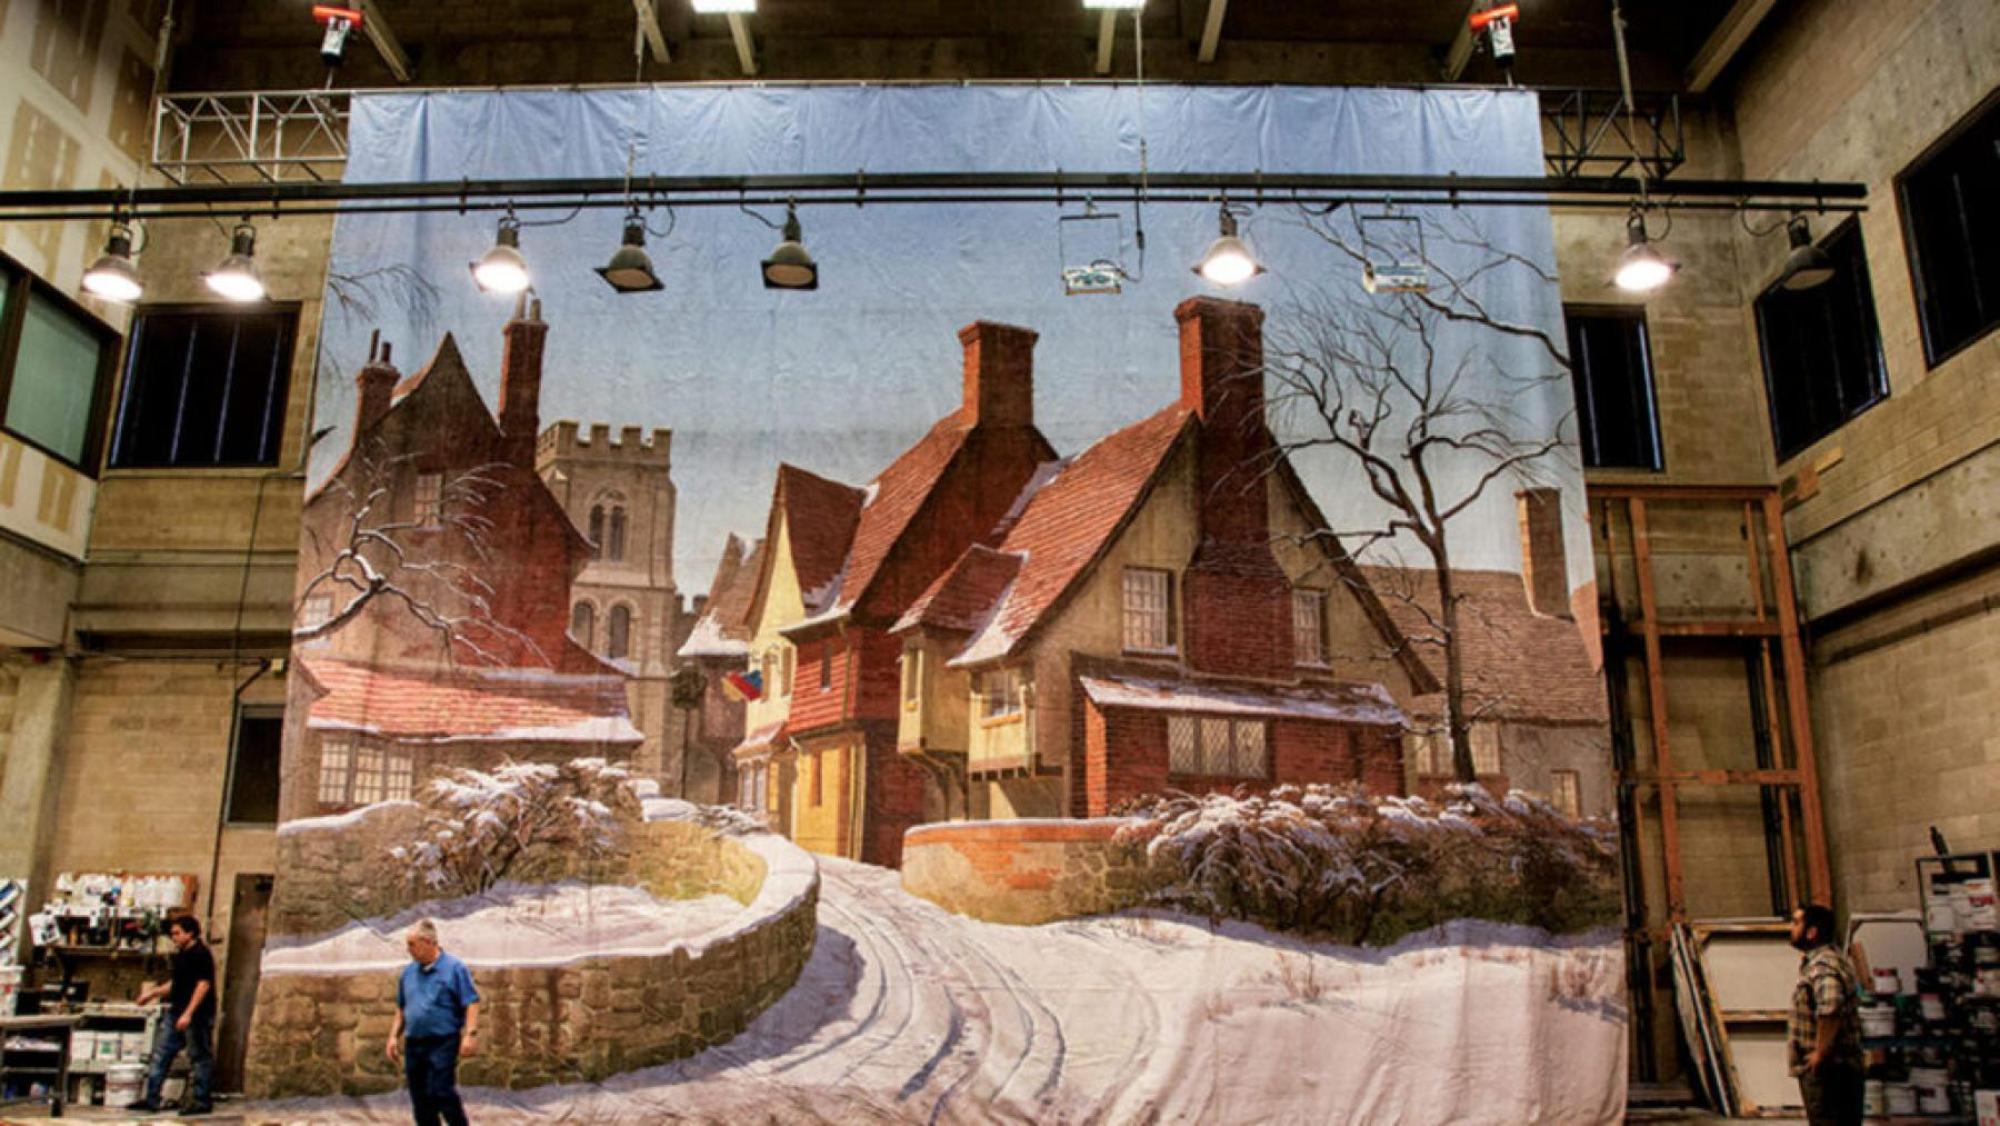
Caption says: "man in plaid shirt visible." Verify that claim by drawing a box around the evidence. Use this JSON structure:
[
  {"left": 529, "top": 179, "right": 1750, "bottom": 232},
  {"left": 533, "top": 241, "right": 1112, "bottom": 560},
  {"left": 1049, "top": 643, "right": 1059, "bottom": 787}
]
[{"left": 1788, "top": 903, "right": 1863, "bottom": 1125}]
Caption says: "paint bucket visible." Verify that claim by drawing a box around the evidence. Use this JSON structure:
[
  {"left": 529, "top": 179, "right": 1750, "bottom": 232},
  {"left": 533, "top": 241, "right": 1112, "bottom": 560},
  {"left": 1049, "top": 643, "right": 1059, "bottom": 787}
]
[
  {"left": 1870, "top": 966, "right": 1903, "bottom": 996},
  {"left": 1919, "top": 1083, "right": 1955, "bottom": 1115},
  {"left": 105, "top": 1062, "right": 145, "bottom": 1108},
  {"left": 1864, "top": 1080, "right": 1887, "bottom": 1116},
  {"left": 0, "top": 965, "right": 20, "bottom": 1017},
  {"left": 1859, "top": 1003, "right": 1898, "bottom": 1038},
  {"left": 1920, "top": 992, "right": 1949, "bottom": 1022}
]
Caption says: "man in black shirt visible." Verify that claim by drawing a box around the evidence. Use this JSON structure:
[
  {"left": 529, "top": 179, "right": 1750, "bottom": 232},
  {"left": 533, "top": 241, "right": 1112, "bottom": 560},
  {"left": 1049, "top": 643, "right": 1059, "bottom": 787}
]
[{"left": 129, "top": 914, "right": 216, "bottom": 1115}]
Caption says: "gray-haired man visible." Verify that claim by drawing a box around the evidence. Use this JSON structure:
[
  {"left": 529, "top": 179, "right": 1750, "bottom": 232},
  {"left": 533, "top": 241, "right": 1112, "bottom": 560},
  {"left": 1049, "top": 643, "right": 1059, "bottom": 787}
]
[{"left": 386, "top": 920, "right": 480, "bottom": 1126}]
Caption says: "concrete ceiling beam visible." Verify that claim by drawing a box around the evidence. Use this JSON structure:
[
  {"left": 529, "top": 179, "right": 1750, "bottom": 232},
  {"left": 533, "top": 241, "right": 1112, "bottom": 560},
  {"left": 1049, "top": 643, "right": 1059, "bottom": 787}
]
[
  {"left": 1687, "top": 0, "right": 1779, "bottom": 93},
  {"left": 354, "top": 0, "right": 412, "bottom": 82},
  {"left": 1196, "top": 0, "right": 1227, "bottom": 64}
]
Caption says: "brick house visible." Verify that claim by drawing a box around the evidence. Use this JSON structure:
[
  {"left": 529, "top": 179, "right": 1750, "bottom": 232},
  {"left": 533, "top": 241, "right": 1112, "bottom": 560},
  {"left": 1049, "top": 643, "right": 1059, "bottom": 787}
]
[
  {"left": 893, "top": 297, "right": 1435, "bottom": 820},
  {"left": 1362, "top": 491, "right": 1613, "bottom": 819},
  {"left": 281, "top": 299, "right": 641, "bottom": 821},
  {"left": 727, "top": 322, "right": 1059, "bottom": 865},
  {"left": 673, "top": 533, "right": 762, "bottom": 805}
]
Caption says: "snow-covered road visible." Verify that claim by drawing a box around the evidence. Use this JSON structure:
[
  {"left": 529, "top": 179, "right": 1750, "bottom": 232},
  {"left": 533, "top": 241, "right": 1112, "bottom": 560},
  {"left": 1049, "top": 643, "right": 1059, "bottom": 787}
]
[{"left": 264, "top": 858, "right": 1627, "bottom": 1124}]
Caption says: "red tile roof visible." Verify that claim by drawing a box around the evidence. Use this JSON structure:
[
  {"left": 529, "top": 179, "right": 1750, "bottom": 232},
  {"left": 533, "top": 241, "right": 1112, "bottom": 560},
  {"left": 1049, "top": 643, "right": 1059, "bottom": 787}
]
[
  {"left": 829, "top": 414, "right": 973, "bottom": 617},
  {"left": 949, "top": 406, "right": 1195, "bottom": 664},
  {"left": 892, "top": 545, "right": 1025, "bottom": 635},
  {"left": 299, "top": 658, "right": 642, "bottom": 744},
  {"left": 775, "top": 464, "right": 866, "bottom": 613},
  {"left": 1358, "top": 566, "right": 1608, "bottom": 726}
]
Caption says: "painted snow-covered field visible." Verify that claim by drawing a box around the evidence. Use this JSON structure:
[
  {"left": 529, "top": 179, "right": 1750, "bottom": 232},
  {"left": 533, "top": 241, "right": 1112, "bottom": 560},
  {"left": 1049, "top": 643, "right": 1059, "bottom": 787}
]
[
  {"left": 261, "top": 883, "right": 746, "bottom": 972},
  {"left": 259, "top": 858, "right": 1626, "bottom": 1125}
]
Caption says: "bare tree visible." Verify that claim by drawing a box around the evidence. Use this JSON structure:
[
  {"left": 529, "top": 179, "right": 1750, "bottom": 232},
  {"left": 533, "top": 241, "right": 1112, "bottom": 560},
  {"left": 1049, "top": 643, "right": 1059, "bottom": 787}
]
[
  {"left": 1261, "top": 207, "right": 1576, "bottom": 783},
  {"left": 296, "top": 436, "right": 548, "bottom": 668}
]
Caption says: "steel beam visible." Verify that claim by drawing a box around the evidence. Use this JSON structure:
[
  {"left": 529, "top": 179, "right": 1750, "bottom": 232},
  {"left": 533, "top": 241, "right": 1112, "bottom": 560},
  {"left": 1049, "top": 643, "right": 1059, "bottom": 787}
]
[
  {"left": 1197, "top": 0, "right": 1227, "bottom": 64},
  {"left": 354, "top": 0, "right": 413, "bottom": 83},
  {"left": 633, "top": 0, "right": 671, "bottom": 64},
  {"left": 726, "top": 11, "right": 757, "bottom": 76}
]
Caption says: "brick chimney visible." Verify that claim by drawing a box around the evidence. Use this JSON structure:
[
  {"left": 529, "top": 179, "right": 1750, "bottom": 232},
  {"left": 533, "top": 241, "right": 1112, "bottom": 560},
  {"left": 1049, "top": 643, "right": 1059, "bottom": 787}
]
[
  {"left": 498, "top": 295, "right": 548, "bottom": 469},
  {"left": 1175, "top": 297, "right": 1294, "bottom": 680},
  {"left": 1517, "top": 487, "right": 1571, "bottom": 618},
  {"left": 958, "top": 321, "right": 1037, "bottom": 427},
  {"left": 354, "top": 336, "right": 398, "bottom": 435}
]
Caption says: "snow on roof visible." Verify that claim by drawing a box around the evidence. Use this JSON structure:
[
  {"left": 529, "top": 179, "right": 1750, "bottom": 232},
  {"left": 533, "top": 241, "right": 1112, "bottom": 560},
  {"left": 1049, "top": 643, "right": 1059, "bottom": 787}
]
[
  {"left": 301, "top": 659, "right": 642, "bottom": 745},
  {"left": 730, "top": 720, "right": 788, "bottom": 760},
  {"left": 1078, "top": 674, "right": 1406, "bottom": 727},
  {"left": 677, "top": 612, "right": 750, "bottom": 659}
]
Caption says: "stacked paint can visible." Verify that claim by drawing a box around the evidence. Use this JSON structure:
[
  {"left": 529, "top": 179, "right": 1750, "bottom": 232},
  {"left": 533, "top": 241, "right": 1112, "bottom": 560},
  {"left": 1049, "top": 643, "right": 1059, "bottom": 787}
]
[{"left": 1910, "top": 851, "right": 2000, "bottom": 1123}]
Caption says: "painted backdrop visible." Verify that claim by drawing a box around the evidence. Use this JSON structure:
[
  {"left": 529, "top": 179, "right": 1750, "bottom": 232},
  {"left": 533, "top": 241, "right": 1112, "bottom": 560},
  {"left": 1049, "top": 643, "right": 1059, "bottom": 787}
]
[{"left": 248, "top": 85, "right": 1627, "bottom": 1125}]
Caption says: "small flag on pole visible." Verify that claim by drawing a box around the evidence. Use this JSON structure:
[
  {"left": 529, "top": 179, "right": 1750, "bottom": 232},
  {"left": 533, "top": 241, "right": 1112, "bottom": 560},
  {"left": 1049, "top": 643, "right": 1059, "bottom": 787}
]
[{"left": 723, "top": 669, "right": 764, "bottom": 703}]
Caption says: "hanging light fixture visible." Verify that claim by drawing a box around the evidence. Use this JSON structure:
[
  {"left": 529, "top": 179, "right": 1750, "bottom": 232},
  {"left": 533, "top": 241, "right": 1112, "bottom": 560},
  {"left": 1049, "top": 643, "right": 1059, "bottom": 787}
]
[
  {"left": 1192, "top": 203, "right": 1263, "bottom": 286},
  {"left": 203, "top": 221, "right": 267, "bottom": 303},
  {"left": 470, "top": 209, "right": 530, "bottom": 294},
  {"left": 1612, "top": 209, "right": 1674, "bottom": 294},
  {"left": 761, "top": 201, "right": 818, "bottom": 290},
  {"left": 1776, "top": 214, "right": 1836, "bottom": 292},
  {"left": 82, "top": 219, "right": 144, "bottom": 303},
  {"left": 596, "top": 210, "right": 663, "bottom": 293}
]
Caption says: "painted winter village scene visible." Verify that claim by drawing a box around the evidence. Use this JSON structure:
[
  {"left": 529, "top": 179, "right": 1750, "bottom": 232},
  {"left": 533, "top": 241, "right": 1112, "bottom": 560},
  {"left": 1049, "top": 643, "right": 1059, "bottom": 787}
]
[{"left": 229, "top": 90, "right": 1630, "bottom": 1124}]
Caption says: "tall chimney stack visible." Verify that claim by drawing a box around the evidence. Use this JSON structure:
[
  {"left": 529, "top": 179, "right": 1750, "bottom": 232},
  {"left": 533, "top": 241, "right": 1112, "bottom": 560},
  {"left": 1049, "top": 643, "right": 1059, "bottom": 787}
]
[
  {"left": 354, "top": 337, "right": 398, "bottom": 435},
  {"left": 1174, "top": 297, "right": 1293, "bottom": 680},
  {"left": 957, "top": 321, "right": 1037, "bottom": 428},
  {"left": 498, "top": 295, "right": 548, "bottom": 469},
  {"left": 1517, "top": 488, "right": 1572, "bottom": 618}
]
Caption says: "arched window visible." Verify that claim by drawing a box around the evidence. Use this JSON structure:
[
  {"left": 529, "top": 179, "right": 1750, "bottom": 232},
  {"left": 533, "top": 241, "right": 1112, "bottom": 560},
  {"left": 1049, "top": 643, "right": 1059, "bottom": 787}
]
[
  {"left": 571, "top": 602, "right": 595, "bottom": 649},
  {"left": 606, "top": 507, "right": 627, "bottom": 562},
  {"left": 587, "top": 505, "right": 606, "bottom": 559},
  {"left": 608, "top": 605, "right": 633, "bottom": 660}
]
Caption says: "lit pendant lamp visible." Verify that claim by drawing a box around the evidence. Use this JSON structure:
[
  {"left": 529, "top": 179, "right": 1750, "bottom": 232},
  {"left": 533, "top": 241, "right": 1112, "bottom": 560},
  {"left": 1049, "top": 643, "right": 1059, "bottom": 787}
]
[
  {"left": 1193, "top": 204, "right": 1264, "bottom": 286},
  {"left": 597, "top": 211, "right": 663, "bottom": 293},
  {"left": 82, "top": 221, "right": 144, "bottom": 303},
  {"left": 761, "top": 202, "right": 818, "bottom": 290},
  {"left": 1612, "top": 210, "right": 1674, "bottom": 294},
  {"left": 1777, "top": 214, "right": 1836, "bottom": 292},
  {"left": 471, "top": 210, "right": 531, "bottom": 294},
  {"left": 204, "top": 222, "right": 267, "bottom": 303}
]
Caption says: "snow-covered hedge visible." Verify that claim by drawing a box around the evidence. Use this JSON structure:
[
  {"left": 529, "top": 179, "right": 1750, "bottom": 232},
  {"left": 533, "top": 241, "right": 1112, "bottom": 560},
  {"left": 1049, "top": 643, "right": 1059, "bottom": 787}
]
[
  {"left": 1114, "top": 784, "right": 1619, "bottom": 946},
  {"left": 389, "top": 758, "right": 640, "bottom": 898}
]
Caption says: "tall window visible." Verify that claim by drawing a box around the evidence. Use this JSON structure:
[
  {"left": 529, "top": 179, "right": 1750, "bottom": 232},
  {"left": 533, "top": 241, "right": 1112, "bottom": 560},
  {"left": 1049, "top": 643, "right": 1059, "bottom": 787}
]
[
  {"left": 0, "top": 256, "right": 117, "bottom": 471},
  {"left": 1898, "top": 90, "right": 2000, "bottom": 366},
  {"left": 1122, "top": 567, "right": 1175, "bottom": 652},
  {"left": 226, "top": 707, "right": 284, "bottom": 824},
  {"left": 810, "top": 751, "right": 824, "bottom": 807},
  {"left": 413, "top": 472, "right": 443, "bottom": 526},
  {"left": 1564, "top": 306, "right": 1663, "bottom": 470},
  {"left": 778, "top": 644, "right": 795, "bottom": 696},
  {"left": 570, "top": 601, "right": 595, "bottom": 649},
  {"left": 607, "top": 605, "right": 633, "bottom": 660},
  {"left": 1756, "top": 219, "right": 1888, "bottom": 459},
  {"left": 110, "top": 305, "right": 295, "bottom": 469},
  {"left": 1166, "top": 715, "right": 1268, "bottom": 778},
  {"left": 1471, "top": 726, "right": 1501, "bottom": 776},
  {"left": 1551, "top": 770, "right": 1582, "bottom": 820},
  {"left": 588, "top": 505, "right": 605, "bottom": 558},
  {"left": 978, "top": 667, "right": 1021, "bottom": 719},
  {"left": 901, "top": 648, "right": 921, "bottom": 708},
  {"left": 607, "top": 507, "right": 627, "bottom": 561},
  {"left": 1292, "top": 589, "right": 1328, "bottom": 667}
]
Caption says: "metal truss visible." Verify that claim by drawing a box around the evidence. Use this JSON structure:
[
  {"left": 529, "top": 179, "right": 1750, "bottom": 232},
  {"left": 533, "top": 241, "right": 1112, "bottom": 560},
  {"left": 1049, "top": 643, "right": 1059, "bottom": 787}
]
[
  {"left": 1541, "top": 89, "right": 1685, "bottom": 183},
  {"left": 152, "top": 90, "right": 351, "bottom": 185}
]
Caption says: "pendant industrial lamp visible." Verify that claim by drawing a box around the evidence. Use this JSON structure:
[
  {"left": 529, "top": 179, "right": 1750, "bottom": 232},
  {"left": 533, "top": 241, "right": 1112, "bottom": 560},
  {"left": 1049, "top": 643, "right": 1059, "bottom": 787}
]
[
  {"left": 597, "top": 210, "right": 663, "bottom": 293},
  {"left": 760, "top": 201, "right": 818, "bottom": 290},
  {"left": 204, "top": 221, "right": 267, "bottom": 302},
  {"left": 1776, "top": 214, "right": 1836, "bottom": 291},
  {"left": 1193, "top": 203, "right": 1263, "bottom": 286},
  {"left": 82, "top": 218, "right": 144, "bottom": 303},
  {"left": 1612, "top": 208, "right": 1674, "bottom": 294},
  {"left": 471, "top": 209, "right": 531, "bottom": 294}
]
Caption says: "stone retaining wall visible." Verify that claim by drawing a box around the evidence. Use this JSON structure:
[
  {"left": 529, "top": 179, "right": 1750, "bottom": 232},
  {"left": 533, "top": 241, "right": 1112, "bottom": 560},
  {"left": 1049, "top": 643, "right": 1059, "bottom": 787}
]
[
  {"left": 900, "top": 818, "right": 1158, "bottom": 925},
  {"left": 246, "top": 814, "right": 818, "bottom": 1097}
]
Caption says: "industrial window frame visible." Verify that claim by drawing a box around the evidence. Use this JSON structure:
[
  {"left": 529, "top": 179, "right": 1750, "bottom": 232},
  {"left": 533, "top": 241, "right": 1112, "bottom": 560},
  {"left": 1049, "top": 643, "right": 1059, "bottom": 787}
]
[
  {"left": 1563, "top": 304, "right": 1664, "bottom": 471},
  {"left": 108, "top": 302, "right": 297, "bottom": 470},
  {"left": 0, "top": 251, "right": 119, "bottom": 475},
  {"left": 223, "top": 705, "right": 286, "bottom": 825},
  {"left": 1754, "top": 217, "right": 1888, "bottom": 460},
  {"left": 1896, "top": 87, "right": 2000, "bottom": 368}
]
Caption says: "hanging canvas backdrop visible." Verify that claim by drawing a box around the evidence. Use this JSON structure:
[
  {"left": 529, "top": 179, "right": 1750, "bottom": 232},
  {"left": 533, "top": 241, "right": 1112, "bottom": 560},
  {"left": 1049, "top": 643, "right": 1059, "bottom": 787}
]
[{"left": 250, "top": 84, "right": 1627, "bottom": 1124}]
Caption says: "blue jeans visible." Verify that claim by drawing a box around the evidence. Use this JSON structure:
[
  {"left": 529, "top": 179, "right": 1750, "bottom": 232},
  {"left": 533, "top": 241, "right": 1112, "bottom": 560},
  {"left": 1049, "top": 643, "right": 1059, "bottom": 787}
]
[
  {"left": 403, "top": 1033, "right": 469, "bottom": 1126},
  {"left": 144, "top": 1006, "right": 213, "bottom": 1107}
]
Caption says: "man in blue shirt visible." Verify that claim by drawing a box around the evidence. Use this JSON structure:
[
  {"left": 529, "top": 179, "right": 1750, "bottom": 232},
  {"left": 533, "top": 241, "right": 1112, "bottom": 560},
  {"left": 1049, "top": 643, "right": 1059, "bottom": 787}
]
[{"left": 387, "top": 920, "right": 480, "bottom": 1126}]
